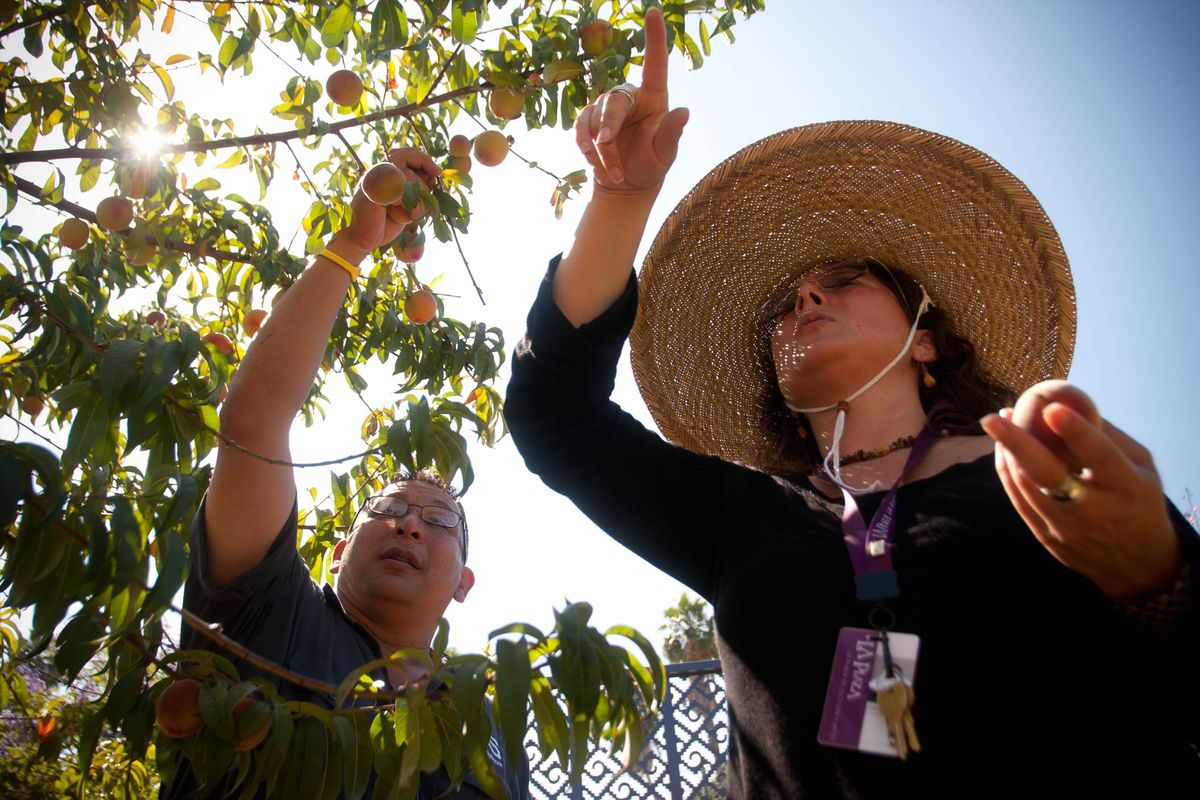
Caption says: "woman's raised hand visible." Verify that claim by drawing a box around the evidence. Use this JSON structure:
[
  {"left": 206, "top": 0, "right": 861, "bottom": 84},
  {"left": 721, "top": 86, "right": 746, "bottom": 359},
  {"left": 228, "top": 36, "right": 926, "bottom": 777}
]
[
  {"left": 981, "top": 381, "right": 1183, "bottom": 602},
  {"left": 330, "top": 148, "right": 441, "bottom": 262},
  {"left": 573, "top": 7, "right": 689, "bottom": 196}
]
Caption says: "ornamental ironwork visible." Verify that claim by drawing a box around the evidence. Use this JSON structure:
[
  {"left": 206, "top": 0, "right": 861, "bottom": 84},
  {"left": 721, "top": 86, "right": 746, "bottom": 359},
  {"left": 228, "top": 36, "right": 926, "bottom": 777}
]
[{"left": 527, "top": 660, "right": 728, "bottom": 799}]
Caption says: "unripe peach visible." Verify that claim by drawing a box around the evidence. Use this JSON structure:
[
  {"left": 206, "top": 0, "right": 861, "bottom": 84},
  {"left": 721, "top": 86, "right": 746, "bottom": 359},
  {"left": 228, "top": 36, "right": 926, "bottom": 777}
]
[
  {"left": 232, "top": 697, "right": 271, "bottom": 752},
  {"left": 472, "top": 131, "right": 509, "bottom": 167},
  {"left": 202, "top": 332, "right": 234, "bottom": 356},
  {"left": 448, "top": 135, "right": 472, "bottom": 158},
  {"left": 361, "top": 162, "right": 407, "bottom": 206},
  {"left": 1010, "top": 379, "right": 1100, "bottom": 467},
  {"left": 580, "top": 19, "right": 614, "bottom": 56},
  {"left": 242, "top": 308, "right": 267, "bottom": 336},
  {"left": 449, "top": 156, "right": 472, "bottom": 175},
  {"left": 488, "top": 88, "right": 525, "bottom": 120},
  {"left": 326, "top": 69, "right": 364, "bottom": 107},
  {"left": 58, "top": 218, "right": 90, "bottom": 250},
  {"left": 124, "top": 228, "right": 157, "bottom": 266},
  {"left": 21, "top": 395, "right": 44, "bottom": 417},
  {"left": 95, "top": 196, "right": 134, "bottom": 231},
  {"left": 155, "top": 679, "right": 204, "bottom": 739},
  {"left": 405, "top": 289, "right": 437, "bottom": 324}
]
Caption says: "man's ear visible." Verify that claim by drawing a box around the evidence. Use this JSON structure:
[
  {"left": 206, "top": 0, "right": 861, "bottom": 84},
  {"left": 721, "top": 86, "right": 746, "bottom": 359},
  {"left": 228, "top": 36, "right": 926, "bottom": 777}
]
[
  {"left": 330, "top": 538, "right": 347, "bottom": 575},
  {"left": 911, "top": 330, "right": 938, "bottom": 363},
  {"left": 453, "top": 566, "right": 475, "bottom": 603}
]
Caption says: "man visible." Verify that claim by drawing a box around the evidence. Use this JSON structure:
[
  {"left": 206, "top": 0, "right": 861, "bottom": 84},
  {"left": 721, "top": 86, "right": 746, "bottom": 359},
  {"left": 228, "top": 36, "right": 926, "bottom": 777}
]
[{"left": 166, "top": 149, "right": 527, "bottom": 798}]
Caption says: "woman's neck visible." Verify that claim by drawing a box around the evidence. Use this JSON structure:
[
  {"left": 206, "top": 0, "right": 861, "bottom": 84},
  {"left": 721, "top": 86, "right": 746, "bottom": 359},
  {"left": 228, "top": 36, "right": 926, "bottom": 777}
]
[{"left": 803, "top": 374, "right": 930, "bottom": 463}]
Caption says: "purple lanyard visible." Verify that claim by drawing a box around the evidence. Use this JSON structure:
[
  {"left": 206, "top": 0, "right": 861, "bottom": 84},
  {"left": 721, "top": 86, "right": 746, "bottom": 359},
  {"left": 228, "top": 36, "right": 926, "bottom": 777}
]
[{"left": 829, "top": 428, "right": 938, "bottom": 602}]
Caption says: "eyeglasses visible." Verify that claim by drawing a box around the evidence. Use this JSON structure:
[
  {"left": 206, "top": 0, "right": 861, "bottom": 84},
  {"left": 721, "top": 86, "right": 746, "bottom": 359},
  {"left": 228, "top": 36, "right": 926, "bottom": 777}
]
[
  {"left": 363, "top": 495, "right": 462, "bottom": 530},
  {"left": 763, "top": 260, "right": 870, "bottom": 321}
]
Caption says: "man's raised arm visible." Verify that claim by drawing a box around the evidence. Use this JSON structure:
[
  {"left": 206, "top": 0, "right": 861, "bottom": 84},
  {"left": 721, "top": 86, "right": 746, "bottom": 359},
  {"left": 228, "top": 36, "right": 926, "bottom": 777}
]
[{"left": 203, "top": 149, "right": 441, "bottom": 585}]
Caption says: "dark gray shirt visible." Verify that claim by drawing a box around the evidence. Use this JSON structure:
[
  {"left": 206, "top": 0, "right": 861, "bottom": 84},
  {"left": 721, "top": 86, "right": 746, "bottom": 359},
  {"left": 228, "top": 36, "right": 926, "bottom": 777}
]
[{"left": 164, "top": 499, "right": 529, "bottom": 799}]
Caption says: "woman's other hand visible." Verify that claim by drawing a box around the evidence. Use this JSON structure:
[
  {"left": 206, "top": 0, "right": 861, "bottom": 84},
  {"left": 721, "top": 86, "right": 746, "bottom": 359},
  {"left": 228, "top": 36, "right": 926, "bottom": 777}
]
[
  {"left": 982, "top": 381, "right": 1183, "bottom": 602},
  {"left": 573, "top": 7, "right": 689, "bottom": 196}
]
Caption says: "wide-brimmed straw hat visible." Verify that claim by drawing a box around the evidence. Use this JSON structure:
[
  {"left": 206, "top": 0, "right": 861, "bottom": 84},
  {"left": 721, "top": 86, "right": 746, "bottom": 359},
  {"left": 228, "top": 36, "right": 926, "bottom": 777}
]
[{"left": 630, "top": 120, "right": 1075, "bottom": 473}]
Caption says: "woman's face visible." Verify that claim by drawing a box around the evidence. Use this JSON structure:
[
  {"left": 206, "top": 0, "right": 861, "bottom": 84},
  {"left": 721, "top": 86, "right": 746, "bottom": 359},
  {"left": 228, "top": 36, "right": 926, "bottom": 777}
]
[{"left": 768, "top": 260, "right": 921, "bottom": 410}]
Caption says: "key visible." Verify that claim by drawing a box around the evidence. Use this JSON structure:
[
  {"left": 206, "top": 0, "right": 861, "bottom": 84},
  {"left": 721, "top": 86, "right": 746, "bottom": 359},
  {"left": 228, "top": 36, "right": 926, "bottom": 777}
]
[
  {"left": 901, "top": 680, "right": 921, "bottom": 754},
  {"left": 875, "top": 677, "right": 911, "bottom": 760}
]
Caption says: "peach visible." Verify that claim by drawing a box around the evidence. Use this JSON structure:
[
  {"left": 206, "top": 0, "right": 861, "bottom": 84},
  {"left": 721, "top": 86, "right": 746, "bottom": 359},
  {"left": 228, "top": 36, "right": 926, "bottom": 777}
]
[
  {"left": 472, "top": 130, "right": 509, "bottom": 167},
  {"left": 203, "top": 332, "right": 234, "bottom": 356},
  {"left": 124, "top": 228, "right": 157, "bottom": 266},
  {"left": 145, "top": 310, "right": 167, "bottom": 328},
  {"left": 58, "top": 218, "right": 90, "bottom": 250},
  {"left": 95, "top": 196, "right": 134, "bottom": 231},
  {"left": 326, "top": 69, "right": 364, "bottom": 107},
  {"left": 405, "top": 289, "right": 437, "bottom": 324},
  {"left": 155, "top": 678, "right": 204, "bottom": 739},
  {"left": 232, "top": 697, "right": 271, "bottom": 752},
  {"left": 1009, "top": 379, "right": 1100, "bottom": 467},
  {"left": 361, "top": 162, "right": 407, "bottom": 206},
  {"left": 580, "top": 19, "right": 613, "bottom": 56},
  {"left": 392, "top": 228, "right": 425, "bottom": 264},
  {"left": 448, "top": 134, "right": 472, "bottom": 158},
  {"left": 386, "top": 191, "right": 426, "bottom": 224},
  {"left": 21, "top": 395, "right": 44, "bottom": 416},
  {"left": 449, "top": 155, "right": 472, "bottom": 175},
  {"left": 488, "top": 88, "right": 525, "bottom": 120},
  {"left": 242, "top": 308, "right": 267, "bottom": 335}
]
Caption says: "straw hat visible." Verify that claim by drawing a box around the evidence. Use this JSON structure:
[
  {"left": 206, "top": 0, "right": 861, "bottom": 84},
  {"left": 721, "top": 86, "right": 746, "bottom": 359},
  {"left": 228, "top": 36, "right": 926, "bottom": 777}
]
[{"left": 630, "top": 120, "right": 1075, "bottom": 473}]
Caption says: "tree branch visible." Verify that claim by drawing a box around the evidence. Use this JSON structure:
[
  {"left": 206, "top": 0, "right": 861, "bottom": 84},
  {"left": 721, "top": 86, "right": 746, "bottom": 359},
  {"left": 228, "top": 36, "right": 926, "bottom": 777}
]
[
  {"left": 0, "top": 6, "right": 65, "bottom": 41},
  {"left": 11, "top": 175, "right": 258, "bottom": 265},
  {"left": 0, "top": 83, "right": 495, "bottom": 166}
]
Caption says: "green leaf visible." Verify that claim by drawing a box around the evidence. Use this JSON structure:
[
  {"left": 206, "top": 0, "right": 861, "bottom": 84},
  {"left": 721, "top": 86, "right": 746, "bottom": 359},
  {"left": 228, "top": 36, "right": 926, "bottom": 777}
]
[
  {"left": 145, "top": 527, "right": 187, "bottom": 616},
  {"left": 320, "top": 2, "right": 355, "bottom": 47},
  {"left": 334, "top": 712, "right": 373, "bottom": 800},
  {"left": 99, "top": 338, "right": 143, "bottom": 406},
  {"left": 279, "top": 716, "right": 330, "bottom": 800},
  {"left": 493, "top": 638, "right": 530, "bottom": 769},
  {"left": 542, "top": 59, "right": 585, "bottom": 83},
  {"left": 463, "top": 712, "right": 508, "bottom": 800},
  {"left": 451, "top": 4, "right": 479, "bottom": 44},
  {"left": 62, "top": 392, "right": 113, "bottom": 471}
]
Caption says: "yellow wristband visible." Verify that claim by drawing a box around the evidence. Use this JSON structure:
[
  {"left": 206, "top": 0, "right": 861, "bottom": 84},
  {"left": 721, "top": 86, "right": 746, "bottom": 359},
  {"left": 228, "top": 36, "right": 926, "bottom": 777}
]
[{"left": 318, "top": 248, "right": 360, "bottom": 281}]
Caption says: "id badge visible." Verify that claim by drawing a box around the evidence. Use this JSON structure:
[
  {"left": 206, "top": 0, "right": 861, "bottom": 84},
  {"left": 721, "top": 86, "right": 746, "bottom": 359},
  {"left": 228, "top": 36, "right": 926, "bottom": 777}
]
[{"left": 817, "top": 626, "right": 920, "bottom": 757}]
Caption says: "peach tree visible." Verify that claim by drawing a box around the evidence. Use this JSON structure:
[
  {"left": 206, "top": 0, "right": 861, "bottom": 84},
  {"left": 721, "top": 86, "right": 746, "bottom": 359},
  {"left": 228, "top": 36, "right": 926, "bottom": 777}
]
[{"left": 0, "top": 1, "right": 764, "bottom": 797}]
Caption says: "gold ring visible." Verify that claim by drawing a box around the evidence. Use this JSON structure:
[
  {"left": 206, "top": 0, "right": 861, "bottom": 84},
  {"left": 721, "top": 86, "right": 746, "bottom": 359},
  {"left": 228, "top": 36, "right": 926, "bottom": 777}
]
[
  {"left": 1042, "top": 473, "right": 1084, "bottom": 503},
  {"left": 607, "top": 85, "right": 637, "bottom": 111}
]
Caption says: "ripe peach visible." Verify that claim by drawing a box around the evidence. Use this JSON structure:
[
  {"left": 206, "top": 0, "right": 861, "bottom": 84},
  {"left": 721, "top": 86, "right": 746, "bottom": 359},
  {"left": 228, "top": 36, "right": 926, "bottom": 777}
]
[
  {"left": 449, "top": 155, "right": 472, "bottom": 175},
  {"left": 126, "top": 163, "right": 149, "bottom": 200},
  {"left": 580, "top": 19, "right": 614, "bottom": 56},
  {"left": 326, "top": 69, "right": 364, "bottom": 107},
  {"left": 405, "top": 289, "right": 437, "bottom": 324},
  {"left": 145, "top": 310, "right": 167, "bottom": 328},
  {"left": 242, "top": 308, "right": 267, "bottom": 336},
  {"left": 386, "top": 193, "right": 426, "bottom": 224},
  {"left": 95, "top": 196, "right": 134, "bottom": 231},
  {"left": 203, "top": 332, "right": 234, "bottom": 356},
  {"left": 488, "top": 88, "right": 525, "bottom": 120},
  {"left": 361, "top": 162, "right": 407, "bottom": 206},
  {"left": 392, "top": 228, "right": 425, "bottom": 263},
  {"left": 58, "top": 218, "right": 90, "bottom": 250},
  {"left": 232, "top": 697, "right": 271, "bottom": 752},
  {"left": 21, "top": 395, "right": 44, "bottom": 417},
  {"left": 472, "top": 131, "right": 509, "bottom": 167},
  {"left": 155, "top": 678, "right": 204, "bottom": 739},
  {"left": 1009, "top": 380, "right": 1101, "bottom": 467},
  {"left": 448, "top": 134, "right": 472, "bottom": 158}
]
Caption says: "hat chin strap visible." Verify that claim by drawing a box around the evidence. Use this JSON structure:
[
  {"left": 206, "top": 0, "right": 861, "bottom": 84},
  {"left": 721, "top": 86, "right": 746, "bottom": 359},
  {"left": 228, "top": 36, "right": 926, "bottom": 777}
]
[{"left": 792, "top": 290, "right": 931, "bottom": 492}]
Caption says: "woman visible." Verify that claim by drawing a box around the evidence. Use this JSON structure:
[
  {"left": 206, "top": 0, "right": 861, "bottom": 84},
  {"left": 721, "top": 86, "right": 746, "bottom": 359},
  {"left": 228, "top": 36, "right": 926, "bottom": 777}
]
[{"left": 506, "top": 9, "right": 1197, "bottom": 797}]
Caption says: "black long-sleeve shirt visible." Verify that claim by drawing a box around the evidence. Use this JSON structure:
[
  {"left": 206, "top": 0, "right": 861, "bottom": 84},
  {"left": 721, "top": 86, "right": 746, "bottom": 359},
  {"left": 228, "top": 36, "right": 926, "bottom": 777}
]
[{"left": 506, "top": 256, "right": 1200, "bottom": 798}]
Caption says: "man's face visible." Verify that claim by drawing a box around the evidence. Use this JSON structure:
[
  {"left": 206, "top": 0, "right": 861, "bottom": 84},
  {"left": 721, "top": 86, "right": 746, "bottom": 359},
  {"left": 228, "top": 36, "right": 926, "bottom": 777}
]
[{"left": 331, "top": 481, "right": 474, "bottom": 628}]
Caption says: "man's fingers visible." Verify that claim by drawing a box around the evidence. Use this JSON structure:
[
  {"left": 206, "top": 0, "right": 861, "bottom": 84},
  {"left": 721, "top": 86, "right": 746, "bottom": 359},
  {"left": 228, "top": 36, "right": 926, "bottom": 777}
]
[
  {"left": 640, "top": 7, "right": 670, "bottom": 95},
  {"left": 387, "top": 148, "right": 441, "bottom": 186}
]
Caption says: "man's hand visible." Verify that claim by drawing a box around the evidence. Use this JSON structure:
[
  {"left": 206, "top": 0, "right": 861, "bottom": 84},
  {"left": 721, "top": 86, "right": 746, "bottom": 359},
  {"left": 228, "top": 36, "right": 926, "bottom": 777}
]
[{"left": 330, "top": 148, "right": 441, "bottom": 262}]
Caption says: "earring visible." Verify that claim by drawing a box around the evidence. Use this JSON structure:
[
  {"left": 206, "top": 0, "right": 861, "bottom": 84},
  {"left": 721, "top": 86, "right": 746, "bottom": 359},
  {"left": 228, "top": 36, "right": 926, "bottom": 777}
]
[{"left": 921, "top": 363, "right": 937, "bottom": 389}]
